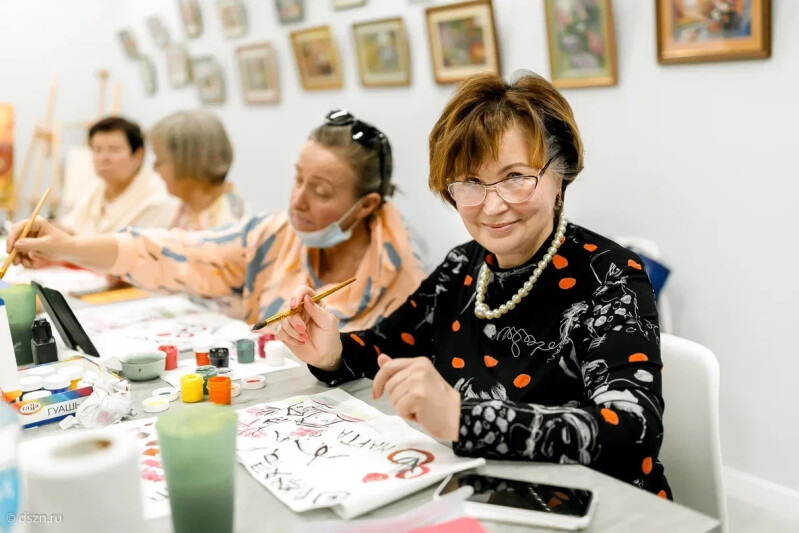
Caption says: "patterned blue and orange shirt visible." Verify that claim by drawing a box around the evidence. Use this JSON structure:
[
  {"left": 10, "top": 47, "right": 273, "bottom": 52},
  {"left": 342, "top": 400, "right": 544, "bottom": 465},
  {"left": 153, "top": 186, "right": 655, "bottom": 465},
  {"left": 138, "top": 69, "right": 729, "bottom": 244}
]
[{"left": 109, "top": 202, "right": 426, "bottom": 331}]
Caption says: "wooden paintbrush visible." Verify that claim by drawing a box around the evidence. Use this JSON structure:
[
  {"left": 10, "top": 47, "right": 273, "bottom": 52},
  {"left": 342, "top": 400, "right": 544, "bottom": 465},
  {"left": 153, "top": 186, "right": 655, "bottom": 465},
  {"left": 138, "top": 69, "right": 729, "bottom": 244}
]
[
  {"left": 0, "top": 187, "right": 52, "bottom": 279},
  {"left": 251, "top": 277, "right": 356, "bottom": 331}
]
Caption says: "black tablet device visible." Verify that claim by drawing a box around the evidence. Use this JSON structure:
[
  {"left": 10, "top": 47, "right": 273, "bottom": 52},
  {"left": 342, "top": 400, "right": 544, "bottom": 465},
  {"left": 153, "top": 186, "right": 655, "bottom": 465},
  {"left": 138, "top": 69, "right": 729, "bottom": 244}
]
[{"left": 32, "top": 281, "right": 101, "bottom": 357}]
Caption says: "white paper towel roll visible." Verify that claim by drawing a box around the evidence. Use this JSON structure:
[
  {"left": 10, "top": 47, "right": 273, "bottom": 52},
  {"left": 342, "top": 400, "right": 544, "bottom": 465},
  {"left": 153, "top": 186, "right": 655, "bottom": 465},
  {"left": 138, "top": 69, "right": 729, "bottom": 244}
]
[{"left": 20, "top": 429, "right": 144, "bottom": 533}]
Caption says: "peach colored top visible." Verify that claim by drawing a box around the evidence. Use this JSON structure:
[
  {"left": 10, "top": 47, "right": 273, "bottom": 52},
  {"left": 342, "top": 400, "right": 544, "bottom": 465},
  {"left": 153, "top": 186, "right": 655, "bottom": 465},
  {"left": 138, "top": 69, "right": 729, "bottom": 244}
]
[{"left": 108, "top": 202, "right": 426, "bottom": 331}]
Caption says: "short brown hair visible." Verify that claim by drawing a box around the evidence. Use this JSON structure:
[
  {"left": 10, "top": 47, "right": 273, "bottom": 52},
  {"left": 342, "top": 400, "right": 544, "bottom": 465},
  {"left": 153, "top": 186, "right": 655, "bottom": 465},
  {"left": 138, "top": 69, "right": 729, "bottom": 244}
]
[
  {"left": 88, "top": 116, "right": 144, "bottom": 153},
  {"left": 150, "top": 110, "right": 233, "bottom": 185},
  {"left": 429, "top": 71, "right": 583, "bottom": 210}
]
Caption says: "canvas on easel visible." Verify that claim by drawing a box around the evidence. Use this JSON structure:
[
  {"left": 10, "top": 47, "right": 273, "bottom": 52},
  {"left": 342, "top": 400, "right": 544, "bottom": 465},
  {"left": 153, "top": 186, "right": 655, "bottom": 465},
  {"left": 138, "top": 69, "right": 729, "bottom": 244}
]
[{"left": 0, "top": 105, "right": 15, "bottom": 215}]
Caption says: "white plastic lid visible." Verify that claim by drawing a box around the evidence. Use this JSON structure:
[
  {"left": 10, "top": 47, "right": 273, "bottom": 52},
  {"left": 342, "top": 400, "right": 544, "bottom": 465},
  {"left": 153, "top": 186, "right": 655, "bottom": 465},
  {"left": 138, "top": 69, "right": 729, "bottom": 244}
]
[
  {"left": 193, "top": 342, "right": 212, "bottom": 352},
  {"left": 153, "top": 387, "right": 180, "bottom": 402},
  {"left": 24, "top": 390, "right": 52, "bottom": 401},
  {"left": 231, "top": 382, "right": 241, "bottom": 397},
  {"left": 20, "top": 376, "right": 43, "bottom": 392},
  {"left": 242, "top": 375, "right": 266, "bottom": 390},
  {"left": 142, "top": 397, "right": 170, "bottom": 413},
  {"left": 43, "top": 375, "right": 71, "bottom": 391},
  {"left": 58, "top": 366, "right": 84, "bottom": 380},
  {"left": 28, "top": 366, "right": 56, "bottom": 378}
]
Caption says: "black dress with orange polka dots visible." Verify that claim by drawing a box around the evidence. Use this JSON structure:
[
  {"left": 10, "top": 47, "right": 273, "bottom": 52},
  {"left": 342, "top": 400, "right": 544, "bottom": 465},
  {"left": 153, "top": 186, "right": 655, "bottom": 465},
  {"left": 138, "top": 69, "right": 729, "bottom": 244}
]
[{"left": 309, "top": 222, "right": 672, "bottom": 499}]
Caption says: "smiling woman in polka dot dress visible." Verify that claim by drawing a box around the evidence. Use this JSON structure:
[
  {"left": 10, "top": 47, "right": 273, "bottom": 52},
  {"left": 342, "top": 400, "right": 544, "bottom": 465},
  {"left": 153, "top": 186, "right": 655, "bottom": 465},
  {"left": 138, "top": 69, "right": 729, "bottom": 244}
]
[{"left": 278, "top": 71, "right": 671, "bottom": 499}]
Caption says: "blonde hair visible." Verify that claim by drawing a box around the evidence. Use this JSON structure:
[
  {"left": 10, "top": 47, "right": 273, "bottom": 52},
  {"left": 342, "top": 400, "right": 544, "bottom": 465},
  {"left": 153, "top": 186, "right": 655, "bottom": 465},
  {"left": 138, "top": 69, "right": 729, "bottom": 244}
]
[
  {"left": 150, "top": 110, "right": 233, "bottom": 184},
  {"left": 429, "top": 72, "right": 584, "bottom": 215}
]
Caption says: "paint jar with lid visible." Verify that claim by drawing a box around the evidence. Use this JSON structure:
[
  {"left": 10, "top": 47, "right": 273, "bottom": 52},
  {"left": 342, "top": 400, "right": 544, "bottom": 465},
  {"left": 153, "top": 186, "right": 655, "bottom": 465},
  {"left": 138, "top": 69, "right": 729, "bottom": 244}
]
[
  {"left": 208, "top": 376, "right": 231, "bottom": 405},
  {"left": 158, "top": 345, "right": 179, "bottom": 371},
  {"left": 58, "top": 366, "right": 84, "bottom": 390},
  {"left": 193, "top": 342, "right": 211, "bottom": 366},
  {"left": 209, "top": 347, "right": 230, "bottom": 368},
  {"left": 235, "top": 339, "right": 255, "bottom": 364},
  {"left": 43, "top": 375, "right": 70, "bottom": 395},
  {"left": 195, "top": 365, "right": 218, "bottom": 395},
  {"left": 20, "top": 376, "right": 43, "bottom": 400}
]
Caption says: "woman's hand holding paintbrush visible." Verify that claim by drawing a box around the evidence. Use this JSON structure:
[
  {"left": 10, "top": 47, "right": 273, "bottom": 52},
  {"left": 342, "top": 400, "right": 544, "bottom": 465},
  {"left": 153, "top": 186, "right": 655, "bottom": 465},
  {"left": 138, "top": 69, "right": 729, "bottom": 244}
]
[{"left": 270, "top": 278, "right": 355, "bottom": 373}]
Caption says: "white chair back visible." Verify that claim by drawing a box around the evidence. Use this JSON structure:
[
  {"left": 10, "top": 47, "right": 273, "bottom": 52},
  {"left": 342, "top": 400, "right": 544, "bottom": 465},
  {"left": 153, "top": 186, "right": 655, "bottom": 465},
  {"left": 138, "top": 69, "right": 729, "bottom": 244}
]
[{"left": 659, "top": 333, "right": 728, "bottom": 531}]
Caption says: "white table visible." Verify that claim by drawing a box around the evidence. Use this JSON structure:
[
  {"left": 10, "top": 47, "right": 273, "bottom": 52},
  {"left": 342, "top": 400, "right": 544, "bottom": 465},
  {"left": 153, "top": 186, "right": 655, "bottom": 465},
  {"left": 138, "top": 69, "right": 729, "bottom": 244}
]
[{"left": 21, "top": 352, "right": 719, "bottom": 532}]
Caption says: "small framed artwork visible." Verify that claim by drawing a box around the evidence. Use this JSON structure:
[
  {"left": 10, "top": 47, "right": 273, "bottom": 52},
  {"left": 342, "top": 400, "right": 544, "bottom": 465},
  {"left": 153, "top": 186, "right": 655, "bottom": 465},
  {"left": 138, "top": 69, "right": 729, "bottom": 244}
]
[
  {"left": 425, "top": 0, "right": 500, "bottom": 85},
  {"left": 138, "top": 56, "right": 157, "bottom": 96},
  {"left": 236, "top": 43, "right": 280, "bottom": 104},
  {"left": 117, "top": 30, "right": 140, "bottom": 60},
  {"left": 656, "top": 0, "right": 771, "bottom": 64},
  {"left": 353, "top": 17, "right": 411, "bottom": 87},
  {"left": 290, "top": 26, "right": 343, "bottom": 91},
  {"left": 275, "top": 0, "right": 304, "bottom": 24},
  {"left": 178, "top": 0, "right": 203, "bottom": 38},
  {"left": 333, "top": 0, "right": 366, "bottom": 9},
  {"left": 192, "top": 56, "right": 226, "bottom": 104},
  {"left": 544, "top": 0, "right": 617, "bottom": 89},
  {"left": 166, "top": 44, "right": 193, "bottom": 88},
  {"left": 146, "top": 15, "right": 171, "bottom": 49},
  {"left": 217, "top": 0, "right": 248, "bottom": 39}
]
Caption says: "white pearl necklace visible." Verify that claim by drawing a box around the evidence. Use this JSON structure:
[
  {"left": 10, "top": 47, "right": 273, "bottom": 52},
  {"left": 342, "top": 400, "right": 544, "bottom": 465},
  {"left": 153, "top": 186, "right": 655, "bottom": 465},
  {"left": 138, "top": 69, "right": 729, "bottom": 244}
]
[{"left": 475, "top": 215, "right": 568, "bottom": 320}]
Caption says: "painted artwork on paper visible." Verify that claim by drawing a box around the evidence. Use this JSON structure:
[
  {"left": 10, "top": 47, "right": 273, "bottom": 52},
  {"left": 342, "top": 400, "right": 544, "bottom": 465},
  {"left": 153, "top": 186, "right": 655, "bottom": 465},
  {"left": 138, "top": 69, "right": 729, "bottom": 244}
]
[{"left": 236, "top": 389, "right": 484, "bottom": 518}]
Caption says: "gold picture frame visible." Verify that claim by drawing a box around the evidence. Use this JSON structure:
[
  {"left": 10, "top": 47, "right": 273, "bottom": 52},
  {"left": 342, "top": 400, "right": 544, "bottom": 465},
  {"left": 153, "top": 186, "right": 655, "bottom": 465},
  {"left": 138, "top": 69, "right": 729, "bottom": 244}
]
[
  {"left": 656, "top": 0, "right": 771, "bottom": 65},
  {"left": 290, "top": 26, "right": 343, "bottom": 91},
  {"left": 237, "top": 42, "right": 280, "bottom": 104},
  {"left": 544, "top": 0, "right": 617, "bottom": 89},
  {"left": 425, "top": 0, "right": 500, "bottom": 85},
  {"left": 353, "top": 17, "right": 411, "bottom": 88}
]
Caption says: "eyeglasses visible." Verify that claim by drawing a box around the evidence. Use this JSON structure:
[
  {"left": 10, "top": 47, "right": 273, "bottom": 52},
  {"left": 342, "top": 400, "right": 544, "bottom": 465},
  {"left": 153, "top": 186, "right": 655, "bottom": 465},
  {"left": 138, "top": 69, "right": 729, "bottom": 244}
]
[
  {"left": 324, "top": 109, "right": 388, "bottom": 195},
  {"left": 447, "top": 159, "right": 551, "bottom": 207}
]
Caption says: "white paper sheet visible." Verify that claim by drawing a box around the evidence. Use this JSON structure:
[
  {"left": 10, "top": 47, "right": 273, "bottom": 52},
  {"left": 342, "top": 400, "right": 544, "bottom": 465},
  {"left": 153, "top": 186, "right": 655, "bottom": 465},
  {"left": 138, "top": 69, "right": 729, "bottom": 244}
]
[
  {"left": 74, "top": 295, "right": 251, "bottom": 358},
  {"left": 4, "top": 265, "right": 110, "bottom": 294},
  {"left": 236, "top": 389, "right": 485, "bottom": 519},
  {"left": 112, "top": 417, "right": 171, "bottom": 520}
]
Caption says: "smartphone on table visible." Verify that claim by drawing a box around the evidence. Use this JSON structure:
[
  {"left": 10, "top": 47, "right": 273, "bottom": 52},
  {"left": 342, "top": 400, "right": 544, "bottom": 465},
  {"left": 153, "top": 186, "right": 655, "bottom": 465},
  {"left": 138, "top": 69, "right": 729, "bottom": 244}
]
[{"left": 434, "top": 472, "right": 596, "bottom": 530}]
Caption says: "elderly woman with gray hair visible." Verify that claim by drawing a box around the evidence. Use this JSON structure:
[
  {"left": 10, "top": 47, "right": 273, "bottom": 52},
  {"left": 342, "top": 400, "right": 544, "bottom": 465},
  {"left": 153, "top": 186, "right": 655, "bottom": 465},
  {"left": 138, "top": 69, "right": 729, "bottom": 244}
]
[{"left": 150, "top": 110, "right": 248, "bottom": 231}]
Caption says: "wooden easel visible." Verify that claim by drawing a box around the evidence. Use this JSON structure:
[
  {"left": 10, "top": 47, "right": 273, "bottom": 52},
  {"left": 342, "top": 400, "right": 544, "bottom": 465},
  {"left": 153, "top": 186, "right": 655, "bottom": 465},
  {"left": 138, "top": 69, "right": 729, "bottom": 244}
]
[
  {"left": 14, "top": 74, "right": 61, "bottom": 220},
  {"left": 12, "top": 70, "right": 122, "bottom": 221}
]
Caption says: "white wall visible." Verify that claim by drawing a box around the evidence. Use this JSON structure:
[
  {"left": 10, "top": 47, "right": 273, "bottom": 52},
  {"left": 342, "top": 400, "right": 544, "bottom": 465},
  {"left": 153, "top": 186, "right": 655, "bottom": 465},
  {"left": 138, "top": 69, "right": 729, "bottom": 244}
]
[{"left": 3, "top": 0, "right": 799, "bottom": 494}]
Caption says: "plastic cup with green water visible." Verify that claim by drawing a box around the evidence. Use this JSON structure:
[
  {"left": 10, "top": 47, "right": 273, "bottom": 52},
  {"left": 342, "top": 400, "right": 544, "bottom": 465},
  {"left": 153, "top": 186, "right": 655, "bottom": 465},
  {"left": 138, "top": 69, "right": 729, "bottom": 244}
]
[{"left": 156, "top": 404, "right": 237, "bottom": 533}]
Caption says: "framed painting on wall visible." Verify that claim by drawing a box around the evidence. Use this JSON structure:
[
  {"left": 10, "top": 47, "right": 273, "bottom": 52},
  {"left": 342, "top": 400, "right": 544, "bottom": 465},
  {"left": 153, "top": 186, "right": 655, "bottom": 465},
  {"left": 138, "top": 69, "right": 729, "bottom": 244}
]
[
  {"left": 425, "top": 0, "right": 500, "bottom": 85},
  {"left": 217, "top": 0, "right": 248, "bottom": 39},
  {"left": 353, "top": 17, "right": 411, "bottom": 87},
  {"left": 656, "top": 0, "right": 771, "bottom": 64},
  {"left": 290, "top": 26, "right": 343, "bottom": 91},
  {"left": 237, "top": 43, "right": 280, "bottom": 104},
  {"left": 118, "top": 30, "right": 140, "bottom": 60},
  {"left": 178, "top": 0, "right": 203, "bottom": 38},
  {"left": 192, "top": 56, "right": 226, "bottom": 104},
  {"left": 275, "top": 0, "right": 304, "bottom": 24},
  {"left": 544, "top": 0, "right": 617, "bottom": 89},
  {"left": 166, "top": 44, "right": 193, "bottom": 88},
  {"left": 138, "top": 56, "right": 157, "bottom": 96},
  {"left": 333, "top": 0, "right": 366, "bottom": 9},
  {"left": 146, "top": 15, "right": 171, "bottom": 49}
]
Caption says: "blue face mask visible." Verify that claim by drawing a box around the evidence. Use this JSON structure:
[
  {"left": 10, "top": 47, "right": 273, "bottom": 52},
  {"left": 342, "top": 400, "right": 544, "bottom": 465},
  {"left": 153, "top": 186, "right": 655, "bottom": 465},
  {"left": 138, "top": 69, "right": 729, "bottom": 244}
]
[{"left": 291, "top": 200, "right": 363, "bottom": 249}]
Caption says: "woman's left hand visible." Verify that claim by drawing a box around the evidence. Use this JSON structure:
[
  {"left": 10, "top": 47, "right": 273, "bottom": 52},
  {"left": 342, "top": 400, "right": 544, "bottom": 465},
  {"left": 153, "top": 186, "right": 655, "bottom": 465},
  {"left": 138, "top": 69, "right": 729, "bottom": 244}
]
[{"left": 372, "top": 354, "right": 461, "bottom": 441}]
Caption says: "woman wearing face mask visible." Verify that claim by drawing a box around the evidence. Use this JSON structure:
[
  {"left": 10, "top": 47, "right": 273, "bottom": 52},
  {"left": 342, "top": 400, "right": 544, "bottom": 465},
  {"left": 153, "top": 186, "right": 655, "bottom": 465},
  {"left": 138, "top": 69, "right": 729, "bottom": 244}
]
[
  {"left": 6, "top": 110, "right": 426, "bottom": 328},
  {"left": 277, "top": 73, "right": 671, "bottom": 498}
]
